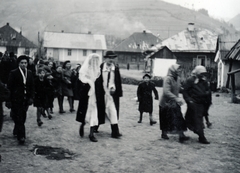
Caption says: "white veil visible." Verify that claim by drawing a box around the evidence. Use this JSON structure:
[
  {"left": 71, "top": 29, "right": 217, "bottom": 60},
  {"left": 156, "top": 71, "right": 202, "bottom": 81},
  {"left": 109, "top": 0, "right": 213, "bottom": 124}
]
[
  {"left": 79, "top": 53, "right": 101, "bottom": 96},
  {"left": 78, "top": 53, "right": 101, "bottom": 126}
]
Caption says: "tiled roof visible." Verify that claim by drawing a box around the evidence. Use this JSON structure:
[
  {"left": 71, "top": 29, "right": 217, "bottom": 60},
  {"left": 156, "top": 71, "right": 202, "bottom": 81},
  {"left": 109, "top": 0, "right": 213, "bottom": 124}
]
[
  {"left": 157, "top": 27, "right": 218, "bottom": 53},
  {"left": 43, "top": 31, "right": 107, "bottom": 50},
  {"left": 225, "top": 39, "right": 240, "bottom": 61},
  {"left": 113, "top": 31, "right": 161, "bottom": 52},
  {"left": 0, "top": 23, "right": 37, "bottom": 48}
]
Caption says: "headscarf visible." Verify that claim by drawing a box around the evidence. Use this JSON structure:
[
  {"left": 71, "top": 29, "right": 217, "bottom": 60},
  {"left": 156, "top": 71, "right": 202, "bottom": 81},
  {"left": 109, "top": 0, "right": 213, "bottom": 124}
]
[
  {"left": 79, "top": 53, "right": 101, "bottom": 96},
  {"left": 167, "top": 64, "right": 181, "bottom": 79},
  {"left": 192, "top": 65, "right": 207, "bottom": 84}
]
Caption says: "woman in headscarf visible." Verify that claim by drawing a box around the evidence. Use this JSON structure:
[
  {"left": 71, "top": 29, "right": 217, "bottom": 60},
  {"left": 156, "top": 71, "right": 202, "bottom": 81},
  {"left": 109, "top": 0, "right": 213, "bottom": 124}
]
[
  {"left": 62, "top": 60, "right": 74, "bottom": 113},
  {"left": 182, "top": 65, "right": 211, "bottom": 144},
  {"left": 75, "top": 53, "right": 101, "bottom": 142},
  {"left": 159, "top": 64, "right": 189, "bottom": 143}
]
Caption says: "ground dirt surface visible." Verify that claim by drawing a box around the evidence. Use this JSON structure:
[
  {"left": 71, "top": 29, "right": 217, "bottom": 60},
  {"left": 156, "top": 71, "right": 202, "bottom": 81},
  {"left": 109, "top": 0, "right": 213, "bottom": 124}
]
[{"left": 0, "top": 83, "right": 240, "bottom": 173}]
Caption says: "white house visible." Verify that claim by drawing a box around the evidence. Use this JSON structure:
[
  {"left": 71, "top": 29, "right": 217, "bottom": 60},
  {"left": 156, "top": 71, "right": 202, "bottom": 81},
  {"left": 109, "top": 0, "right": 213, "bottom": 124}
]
[
  {"left": 43, "top": 31, "right": 107, "bottom": 64},
  {"left": 0, "top": 23, "right": 37, "bottom": 57}
]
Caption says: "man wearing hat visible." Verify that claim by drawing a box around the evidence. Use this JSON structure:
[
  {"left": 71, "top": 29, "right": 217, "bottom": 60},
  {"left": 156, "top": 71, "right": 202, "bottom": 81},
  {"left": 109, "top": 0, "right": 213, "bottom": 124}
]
[
  {"left": 95, "top": 51, "right": 123, "bottom": 138},
  {"left": 7, "top": 55, "right": 34, "bottom": 144}
]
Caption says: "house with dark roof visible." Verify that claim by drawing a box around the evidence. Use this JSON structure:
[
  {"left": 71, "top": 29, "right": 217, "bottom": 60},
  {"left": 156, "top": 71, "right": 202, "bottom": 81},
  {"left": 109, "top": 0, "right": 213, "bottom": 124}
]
[
  {"left": 43, "top": 31, "right": 107, "bottom": 63},
  {"left": 156, "top": 23, "right": 218, "bottom": 80},
  {"left": 0, "top": 23, "right": 37, "bottom": 57},
  {"left": 113, "top": 30, "right": 161, "bottom": 70},
  {"left": 214, "top": 33, "right": 240, "bottom": 89}
]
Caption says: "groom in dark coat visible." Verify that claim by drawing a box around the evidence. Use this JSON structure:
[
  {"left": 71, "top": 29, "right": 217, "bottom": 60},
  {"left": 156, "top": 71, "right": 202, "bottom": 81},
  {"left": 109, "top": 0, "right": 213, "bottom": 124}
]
[{"left": 7, "top": 55, "right": 34, "bottom": 144}]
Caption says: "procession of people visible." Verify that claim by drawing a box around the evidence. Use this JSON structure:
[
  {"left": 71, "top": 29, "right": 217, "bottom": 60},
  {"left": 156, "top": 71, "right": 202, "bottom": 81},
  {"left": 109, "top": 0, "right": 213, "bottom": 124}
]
[{"left": 0, "top": 50, "right": 213, "bottom": 145}]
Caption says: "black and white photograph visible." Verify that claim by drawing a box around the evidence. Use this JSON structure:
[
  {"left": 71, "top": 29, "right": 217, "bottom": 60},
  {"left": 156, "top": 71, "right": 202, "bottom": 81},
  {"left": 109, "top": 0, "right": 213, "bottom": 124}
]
[{"left": 0, "top": 0, "right": 240, "bottom": 172}]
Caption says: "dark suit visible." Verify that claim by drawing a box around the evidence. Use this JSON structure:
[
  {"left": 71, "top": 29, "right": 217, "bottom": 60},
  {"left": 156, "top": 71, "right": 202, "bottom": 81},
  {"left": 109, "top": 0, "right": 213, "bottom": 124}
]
[{"left": 7, "top": 68, "right": 34, "bottom": 141}]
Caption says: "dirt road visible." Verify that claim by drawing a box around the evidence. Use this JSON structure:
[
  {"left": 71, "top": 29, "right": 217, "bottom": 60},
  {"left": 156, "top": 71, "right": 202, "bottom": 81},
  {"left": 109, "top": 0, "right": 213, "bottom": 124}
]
[{"left": 0, "top": 84, "right": 240, "bottom": 173}]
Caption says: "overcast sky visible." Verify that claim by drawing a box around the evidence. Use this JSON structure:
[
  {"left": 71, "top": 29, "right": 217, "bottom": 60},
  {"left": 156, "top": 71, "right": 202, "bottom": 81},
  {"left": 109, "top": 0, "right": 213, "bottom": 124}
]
[{"left": 162, "top": 0, "right": 240, "bottom": 20}]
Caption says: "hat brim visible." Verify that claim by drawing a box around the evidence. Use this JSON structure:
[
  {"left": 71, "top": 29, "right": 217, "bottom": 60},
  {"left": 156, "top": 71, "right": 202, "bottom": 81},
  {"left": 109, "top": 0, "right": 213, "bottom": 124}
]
[{"left": 104, "top": 55, "right": 117, "bottom": 59}]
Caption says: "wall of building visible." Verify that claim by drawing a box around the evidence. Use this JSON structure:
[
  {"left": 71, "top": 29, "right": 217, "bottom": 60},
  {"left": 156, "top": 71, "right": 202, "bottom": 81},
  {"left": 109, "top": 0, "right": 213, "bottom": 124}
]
[
  {"left": 46, "top": 48, "right": 104, "bottom": 64},
  {"left": 0, "top": 46, "right": 6, "bottom": 54},
  {"left": 223, "top": 60, "right": 240, "bottom": 89}
]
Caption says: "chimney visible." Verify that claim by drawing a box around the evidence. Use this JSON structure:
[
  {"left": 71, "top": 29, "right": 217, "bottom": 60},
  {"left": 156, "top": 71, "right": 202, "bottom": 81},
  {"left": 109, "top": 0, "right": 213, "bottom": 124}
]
[
  {"left": 61, "top": 30, "right": 64, "bottom": 33},
  {"left": 88, "top": 31, "right": 91, "bottom": 34},
  {"left": 7, "top": 23, "right": 9, "bottom": 26},
  {"left": 187, "top": 23, "right": 195, "bottom": 32},
  {"left": 143, "top": 30, "right": 146, "bottom": 33}
]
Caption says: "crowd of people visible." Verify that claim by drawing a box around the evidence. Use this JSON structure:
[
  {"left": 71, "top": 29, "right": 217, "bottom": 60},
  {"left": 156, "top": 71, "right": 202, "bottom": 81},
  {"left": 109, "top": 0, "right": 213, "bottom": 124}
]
[{"left": 0, "top": 50, "right": 212, "bottom": 145}]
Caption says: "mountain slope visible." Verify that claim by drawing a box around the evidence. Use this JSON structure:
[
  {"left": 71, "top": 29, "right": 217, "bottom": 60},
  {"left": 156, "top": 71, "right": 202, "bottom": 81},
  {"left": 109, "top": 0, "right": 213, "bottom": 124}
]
[
  {"left": 229, "top": 14, "right": 240, "bottom": 30},
  {"left": 0, "top": 0, "right": 237, "bottom": 45}
]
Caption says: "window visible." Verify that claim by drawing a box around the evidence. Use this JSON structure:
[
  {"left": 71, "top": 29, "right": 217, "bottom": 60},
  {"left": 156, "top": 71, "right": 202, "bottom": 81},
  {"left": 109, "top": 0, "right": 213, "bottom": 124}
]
[
  {"left": 83, "top": 50, "right": 87, "bottom": 56},
  {"left": 25, "top": 48, "right": 30, "bottom": 55},
  {"left": 67, "top": 49, "right": 72, "bottom": 56},
  {"left": 92, "top": 50, "right": 96, "bottom": 53},
  {"left": 193, "top": 55, "right": 210, "bottom": 67}
]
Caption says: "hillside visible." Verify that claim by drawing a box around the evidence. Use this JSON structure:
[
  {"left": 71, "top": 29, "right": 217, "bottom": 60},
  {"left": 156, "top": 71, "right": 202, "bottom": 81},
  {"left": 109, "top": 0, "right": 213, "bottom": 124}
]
[
  {"left": 0, "top": 0, "right": 237, "bottom": 45},
  {"left": 229, "top": 14, "right": 240, "bottom": 31}
]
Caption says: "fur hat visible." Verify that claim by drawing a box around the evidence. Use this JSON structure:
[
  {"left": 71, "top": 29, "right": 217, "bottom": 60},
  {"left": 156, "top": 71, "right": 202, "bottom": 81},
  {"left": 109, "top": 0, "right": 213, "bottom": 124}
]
[
  {"left": 104, "top": 51, "right": 117, "bottom": 59},
  {"left": 17, "top": 55, "right": 29, "bottom": 64}
]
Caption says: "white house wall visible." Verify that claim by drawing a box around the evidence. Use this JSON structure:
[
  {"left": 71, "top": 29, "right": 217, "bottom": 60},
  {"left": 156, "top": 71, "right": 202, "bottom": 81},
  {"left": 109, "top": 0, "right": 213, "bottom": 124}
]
[
  {"left": 0, "top": 46, "right": 6, "bottom": 54},
  {"left": 46, "top": 48, "right": 103, "bottom": 64},
  {"left": 17, "top": 48, "right": 37, "bottom": 58}
]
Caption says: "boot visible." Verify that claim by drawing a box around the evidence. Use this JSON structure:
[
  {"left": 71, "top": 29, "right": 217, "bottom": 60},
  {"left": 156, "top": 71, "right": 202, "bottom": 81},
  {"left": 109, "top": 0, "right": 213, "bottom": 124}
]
[
  {"left": 93, "top": 125, "right": 99, "bottom": 133},
  {"left": 69, "top": 97, "right": 75, "bottom": 112},
  {"left": 37, "top": 109, "right": 43, "bottom": 127},
  {"left": 138, "top": 113, "right": 143, "bottom": 123},
  {"left": 111, "top": 124, "right": 122, "bottom": 138},
  {"left": 206, "top": 121, "right": 212, "bottom": 128},
  {"left": 46, "top": 108, "right": 52, "bottom": 119},
  {"left": 58, "top": 96, "right": 65, "bottom": 113},
  {"left": 89, "top": 127, "right": 98, "bottom": 142},
  {"left": 161, "top": 131, "right": 169, "bottom": 140},
  {"left": 79, "top": 123, "right": 85, "bottom": 137},
  {"left": 149, "top": 114, "right": 157, "bottom": 126},
  {"left": 198, "top": 133, "right": 210, "bottom": 144},
  {"left": 37, "top": 119, "right": 43, "bottom": 127},
  {"left": 179, "top": 131, "right": 190, "bottom": 143}
]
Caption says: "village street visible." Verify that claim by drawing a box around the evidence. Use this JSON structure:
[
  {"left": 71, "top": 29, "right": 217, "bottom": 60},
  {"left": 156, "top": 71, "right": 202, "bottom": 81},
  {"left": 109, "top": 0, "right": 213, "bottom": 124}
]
[{"left": 0, "top": 83, "right": 240, "bottom": 173}]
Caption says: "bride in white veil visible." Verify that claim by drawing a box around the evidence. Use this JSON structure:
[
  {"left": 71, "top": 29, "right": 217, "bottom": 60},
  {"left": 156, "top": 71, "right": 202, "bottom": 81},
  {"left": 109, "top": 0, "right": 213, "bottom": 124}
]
[{"left": 78, "top": 53, "right": 101, "bottom": 142}]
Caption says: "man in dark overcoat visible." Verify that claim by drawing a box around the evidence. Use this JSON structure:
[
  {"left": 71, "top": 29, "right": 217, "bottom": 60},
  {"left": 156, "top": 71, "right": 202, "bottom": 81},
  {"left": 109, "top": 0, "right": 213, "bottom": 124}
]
[
  {"left": 95, "top": 51, "right": 123, "bottom": 138},
  {"left": 7, "top": 55, "right": 34, "bottom": 144}
]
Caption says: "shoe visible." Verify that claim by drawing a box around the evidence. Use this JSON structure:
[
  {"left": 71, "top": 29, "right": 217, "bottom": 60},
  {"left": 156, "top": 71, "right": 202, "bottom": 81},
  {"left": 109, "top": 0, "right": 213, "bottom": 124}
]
[
  {"left": 150, "top": 120, "right": 157, "bottom": 126},
  {"left": 79, "top": 124, "right": 84, "bottom": 137},
  {"left": 161, "top": 134, "right": 169, "bottom": 140},
  {"left": 138, "top": 120, "right": 142, "bottom": 123},
  {"left": 42, "top": 113, "right": 47, "bottom": 118},
  {"left": 18, "top": 137, "right": 25, "bottom": 144},
  {"left": 48, "top": 114, "right": 52, "bottom": 120},
  {"left": 37, "top": 119, "right": 43, "bottom": 127},
  {"left": 50, "top": 108, "right": 53, "bottom": 114},
  {"left": 89, "top": 135, "right": 98, "bottom": 142},
  {"left": 179, "top": 136, "right": 190, "bottom": 143},
  {"left": 206, "top": 122, "right": 212, "bottom": 128},
  {"left": 59, "top": 110, "right": 66, "bottom": 114},
  {"left": 199, "top": 138, "right": 210, "bottom": 144},
  {"left": 70, "top": 109, "right": 75, "bottom": 113}
]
